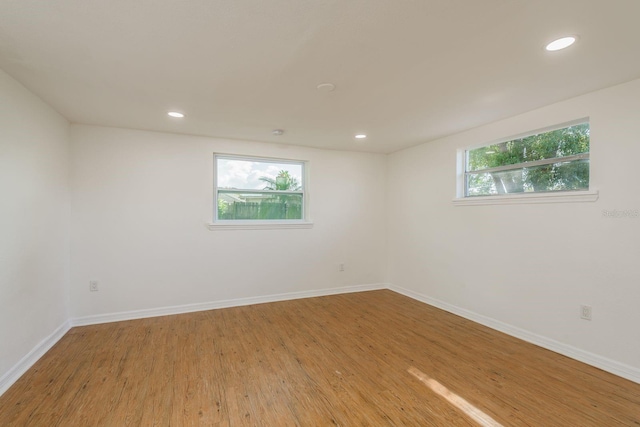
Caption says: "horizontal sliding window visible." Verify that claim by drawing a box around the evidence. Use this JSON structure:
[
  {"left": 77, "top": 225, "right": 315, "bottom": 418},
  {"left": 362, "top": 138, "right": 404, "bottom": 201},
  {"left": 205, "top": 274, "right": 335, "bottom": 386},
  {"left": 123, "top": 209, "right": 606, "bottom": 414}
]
[
  {"left": 465, "top": 122, "right": 590, "bottom": 197},
  {"left": 214, "top": 155, "right": 306, "bottom": 222}
]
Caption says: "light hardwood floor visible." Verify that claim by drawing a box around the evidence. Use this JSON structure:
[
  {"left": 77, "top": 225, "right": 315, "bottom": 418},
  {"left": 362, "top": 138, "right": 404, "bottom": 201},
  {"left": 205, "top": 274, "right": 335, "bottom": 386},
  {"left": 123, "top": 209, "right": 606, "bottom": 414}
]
[{"left": 1, "top": 290, "right": 639, "bottom": 426}]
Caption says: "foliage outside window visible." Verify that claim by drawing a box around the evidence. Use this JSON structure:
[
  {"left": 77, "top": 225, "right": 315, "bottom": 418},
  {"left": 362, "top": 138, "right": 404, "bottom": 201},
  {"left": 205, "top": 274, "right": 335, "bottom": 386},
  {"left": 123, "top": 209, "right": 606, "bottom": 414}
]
[
  {"left": 465, "top": 122, "right": 590, "bottom": 197},
  {"left": 215, "top": 155, "right": 305, "bottom": 221}
]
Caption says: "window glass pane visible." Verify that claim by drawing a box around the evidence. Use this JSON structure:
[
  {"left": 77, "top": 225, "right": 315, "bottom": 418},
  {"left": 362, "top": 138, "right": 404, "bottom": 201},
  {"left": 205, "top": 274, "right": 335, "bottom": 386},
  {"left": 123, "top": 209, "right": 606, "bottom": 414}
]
[
  {"left": 465, "top": 122, "right": 590, "bottom": 197},
  {"left": 217, "top": 192, "right": 303, "bottom": 220},
  {"left": 468, "top": 123, "right": 590, "bottom": 172},
  {"left": 217, "top": 158, "right": 303, "bottom": 191},
  {"left": 466, "top": 159, "right": 589, "bottom": 196},
  {"left": 215, "top": 155, "right": 306, "bottom": 222}
]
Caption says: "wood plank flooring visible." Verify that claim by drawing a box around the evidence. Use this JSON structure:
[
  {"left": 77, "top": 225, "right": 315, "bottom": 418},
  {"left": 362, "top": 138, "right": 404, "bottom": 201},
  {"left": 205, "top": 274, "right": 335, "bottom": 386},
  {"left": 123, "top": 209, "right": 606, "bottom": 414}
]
[{"left": 1, "top": 290, "right": 639, "bottom": 426}]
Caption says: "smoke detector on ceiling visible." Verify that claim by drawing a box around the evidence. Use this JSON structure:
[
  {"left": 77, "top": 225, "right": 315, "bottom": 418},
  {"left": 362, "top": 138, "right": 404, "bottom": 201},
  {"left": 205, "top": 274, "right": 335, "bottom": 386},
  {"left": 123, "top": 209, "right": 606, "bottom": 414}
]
[{"left": 316, "top": 83, "right": 336, "bottom": 92}]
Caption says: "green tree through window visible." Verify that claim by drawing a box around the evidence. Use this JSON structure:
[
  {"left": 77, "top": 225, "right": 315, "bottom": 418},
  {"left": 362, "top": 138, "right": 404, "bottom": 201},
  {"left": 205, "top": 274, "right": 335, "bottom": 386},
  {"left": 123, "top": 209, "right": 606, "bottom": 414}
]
[
  {"left": 259, "top": 170, "right": 302, "bottom": 191},
  {"left": 466, "top": 123, "right": 590, "bottom": 196}
]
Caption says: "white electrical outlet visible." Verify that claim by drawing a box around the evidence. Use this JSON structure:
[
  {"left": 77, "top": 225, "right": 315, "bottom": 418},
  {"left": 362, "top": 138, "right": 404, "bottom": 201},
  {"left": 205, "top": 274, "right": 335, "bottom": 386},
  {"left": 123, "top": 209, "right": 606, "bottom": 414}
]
[
  {"left": 90, "top": 280, "right": 99, "bottom": 292},
  {"left": 580, "top": 305, "right": 592, "bottom": 320}
]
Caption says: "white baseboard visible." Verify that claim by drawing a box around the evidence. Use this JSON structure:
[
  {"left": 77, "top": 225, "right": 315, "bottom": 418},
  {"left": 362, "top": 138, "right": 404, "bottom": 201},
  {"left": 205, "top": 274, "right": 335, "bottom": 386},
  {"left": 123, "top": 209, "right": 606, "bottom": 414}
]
[
  {"left": 0, "top": 320, "right": 72, "bottom": 396},
  {"left": 72, "top": 283, "right": 387, "bottom": 327},
  {"left": 389, "top": 284, "right": 640, "bottom": 385}
]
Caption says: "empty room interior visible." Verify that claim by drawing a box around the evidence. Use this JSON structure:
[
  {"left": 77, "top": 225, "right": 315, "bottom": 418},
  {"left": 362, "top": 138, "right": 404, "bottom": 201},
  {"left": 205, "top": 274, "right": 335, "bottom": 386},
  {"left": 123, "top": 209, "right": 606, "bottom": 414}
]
[{"left": 2, "top": 1, "right": 640, "bottom": 425}]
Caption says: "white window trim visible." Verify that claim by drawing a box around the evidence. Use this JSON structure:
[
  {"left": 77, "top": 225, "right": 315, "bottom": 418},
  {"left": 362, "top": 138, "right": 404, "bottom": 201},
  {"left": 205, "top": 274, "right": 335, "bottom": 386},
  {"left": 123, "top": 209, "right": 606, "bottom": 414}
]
[
  {"left": 452, "top": 189, "right": 599, "bottom": 206},
  {"left": 207, "top": 221, "right": 314, "bottom": 231},
  {"left": 454, "top": 118, "right": 595, "bottom": 206},
  {"left": 210, "top": 153, "right": 313, "bottom": 230}
]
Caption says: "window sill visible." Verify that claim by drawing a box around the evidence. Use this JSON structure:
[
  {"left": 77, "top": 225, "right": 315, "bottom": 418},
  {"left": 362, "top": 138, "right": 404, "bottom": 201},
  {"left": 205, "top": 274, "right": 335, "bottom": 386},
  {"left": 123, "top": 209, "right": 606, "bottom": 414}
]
[
  {"left": 452, "top": 190, "right": 599, "bottom": 206},
  {"left": 207, "top": 221, "right": 314, "bottom": 231}
]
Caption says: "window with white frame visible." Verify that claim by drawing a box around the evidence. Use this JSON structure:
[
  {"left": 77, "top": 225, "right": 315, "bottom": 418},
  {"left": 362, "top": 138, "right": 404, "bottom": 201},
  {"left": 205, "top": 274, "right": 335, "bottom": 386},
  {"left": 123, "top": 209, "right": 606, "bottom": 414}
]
[
  {"left": 214, "top": 155, "right": 306, "bottom": 222},
  {"left": 464, "top": 121, "right": 590, "bottom": 197}
]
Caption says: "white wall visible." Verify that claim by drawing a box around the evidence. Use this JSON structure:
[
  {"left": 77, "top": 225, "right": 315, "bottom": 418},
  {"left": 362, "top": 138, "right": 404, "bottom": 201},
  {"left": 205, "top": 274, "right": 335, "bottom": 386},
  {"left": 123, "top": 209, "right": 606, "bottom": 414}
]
[
  {"left": 0, "top": 70, "right": 70, "bottom": 385},
  {"left": 70, "top": 125, "right": 387, "bottom": 318},
  {"left": 388, "top": 78, "right": 640, "bottom": 376}
]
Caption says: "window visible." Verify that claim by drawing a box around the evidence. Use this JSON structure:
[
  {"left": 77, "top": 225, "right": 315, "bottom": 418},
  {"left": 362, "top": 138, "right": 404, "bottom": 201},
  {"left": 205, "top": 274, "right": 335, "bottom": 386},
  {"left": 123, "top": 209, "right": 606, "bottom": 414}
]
[
  {"left": 464, "top": 121, "right": 590, "bottom": 197},
  {"left": 214, "top": 154, "right": 307, "bottom": 224}
]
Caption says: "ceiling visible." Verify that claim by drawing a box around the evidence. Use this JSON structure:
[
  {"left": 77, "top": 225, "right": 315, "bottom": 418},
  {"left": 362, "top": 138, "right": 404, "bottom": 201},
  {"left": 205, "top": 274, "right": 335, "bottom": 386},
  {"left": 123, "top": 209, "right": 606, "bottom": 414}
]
[{"left": 1, "top": 0, "right": 640, "bottom": 153}]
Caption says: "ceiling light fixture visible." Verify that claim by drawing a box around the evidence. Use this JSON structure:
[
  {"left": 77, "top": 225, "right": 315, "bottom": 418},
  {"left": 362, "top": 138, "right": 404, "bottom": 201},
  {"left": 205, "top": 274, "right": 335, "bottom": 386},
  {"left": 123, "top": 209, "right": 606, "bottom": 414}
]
[
  {"left": 272, "top": 129, "right": 284, "bottom": 136},
  {"left": 168, "top": 111, "right": 185, "bottom": 118},
  {"left": 355, "top": 134, "right": 367, "bottom": 139},
  {"left": 545, "top": 36, "right": 577, "bottom": 51}
]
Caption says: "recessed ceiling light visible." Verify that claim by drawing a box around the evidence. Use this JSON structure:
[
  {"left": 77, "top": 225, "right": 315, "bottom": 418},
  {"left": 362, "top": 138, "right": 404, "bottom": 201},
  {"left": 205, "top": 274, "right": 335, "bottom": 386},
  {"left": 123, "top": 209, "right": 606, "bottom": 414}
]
[
  {"left": 272, "top": 129, "right": 284, "bottom": 136},
  {"left": 355, "top": 134, "right": 367, "bottom": 139},
  {"left": 545, "top": 36, "right": 577, "bottom": 51},
  {"left": 317, "top": 83, "right": 336, "bottom": 92},
  {"left": 168, "top": 111, "right": 185, "bottom": 118}
]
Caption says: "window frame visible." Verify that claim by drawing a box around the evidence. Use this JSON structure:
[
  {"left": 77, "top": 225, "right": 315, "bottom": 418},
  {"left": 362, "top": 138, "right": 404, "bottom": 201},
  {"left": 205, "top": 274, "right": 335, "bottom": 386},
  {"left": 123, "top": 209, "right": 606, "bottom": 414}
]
[
  {"left": 454, "top": 119, "right": 598, "bottom": 205},
  {"left": 210, "top": 153, "right": 313, "bottom": 230}
]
